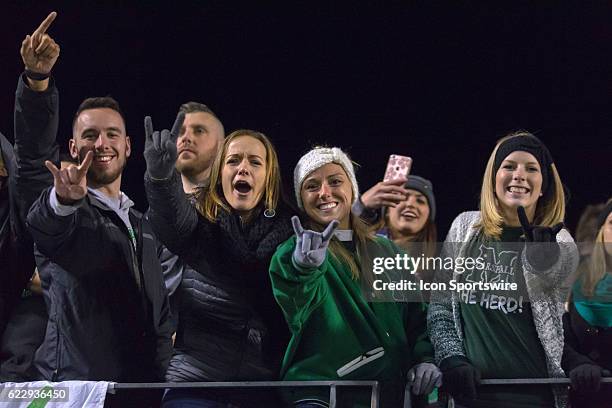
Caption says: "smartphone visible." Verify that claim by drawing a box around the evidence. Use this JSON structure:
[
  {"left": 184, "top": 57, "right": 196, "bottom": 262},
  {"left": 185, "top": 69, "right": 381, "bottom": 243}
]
[{"left": 383, "top": 154, "right": 412, "bottom": 182}]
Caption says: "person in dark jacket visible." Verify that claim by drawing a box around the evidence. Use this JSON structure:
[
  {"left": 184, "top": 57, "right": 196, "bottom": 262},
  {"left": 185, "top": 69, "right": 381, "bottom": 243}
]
[
  {"left": 0, "top": 12, "right": 59, "bottom": 381},
  {"left": 143, "top": 115, "right": 293, "bottom": 408},
  {"left": 26, "top": 89, "right": 173, "bottom": 385},
  {"left": 157, "top": 101, "right": 225, "bottom": 337},
  {"left": 562, "top": 199, "right": 612, "bottom": 407}
]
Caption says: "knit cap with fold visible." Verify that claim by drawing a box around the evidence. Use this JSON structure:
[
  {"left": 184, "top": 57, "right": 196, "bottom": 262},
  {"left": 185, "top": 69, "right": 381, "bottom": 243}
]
[{"left": 294, "top": 147, "right": 359, "bottom": 210}]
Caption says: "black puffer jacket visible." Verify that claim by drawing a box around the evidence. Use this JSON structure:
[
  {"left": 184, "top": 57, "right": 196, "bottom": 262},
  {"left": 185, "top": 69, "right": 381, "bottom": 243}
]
[{"left": 145, "top": 172, "right": 293, "bottom": 382}]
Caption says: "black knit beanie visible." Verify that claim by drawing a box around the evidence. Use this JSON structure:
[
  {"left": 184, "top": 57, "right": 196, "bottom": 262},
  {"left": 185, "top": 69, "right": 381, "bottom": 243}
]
[
  {"left": 494, "top": 134, "right": 554, "bottom": 198},
  {"left": 405, "top": 175, "right": 436, "bottom": 221}
]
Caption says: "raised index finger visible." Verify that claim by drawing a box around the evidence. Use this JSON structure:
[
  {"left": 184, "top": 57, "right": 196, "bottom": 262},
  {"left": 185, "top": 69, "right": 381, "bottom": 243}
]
[
  {"left": 144, "top": 116, "right": 154, "bottom": 139},
  {"left": 33, "top": 12, "right": 57, "bottom": 36},
  {"left": 517, "top": 206, "right": 531, "bottom": 230},
  {"left": 170, "top": 111, "right": 185, "bottom": 140},
  {"left": 291, "top": 216, "right": 304, "bottom": 236},
  {"left": 321, "top": 219, "right": 340, "bottom": 242},
  {"left": 76, "top": 150, "right": 94, "bottom": 178}
]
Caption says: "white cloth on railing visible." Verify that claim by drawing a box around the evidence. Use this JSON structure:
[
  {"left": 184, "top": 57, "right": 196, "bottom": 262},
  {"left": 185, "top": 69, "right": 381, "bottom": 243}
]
[{"left": 0, "top": 381, "right": 108, "bottom": 407}]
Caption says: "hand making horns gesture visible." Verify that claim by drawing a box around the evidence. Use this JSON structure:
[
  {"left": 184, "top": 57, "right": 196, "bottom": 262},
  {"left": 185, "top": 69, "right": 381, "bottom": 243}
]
[
  {"left": 143, "top": 112, "right": 185, "bottom": 180},
  {"left": 291, "top": 216, "right": 339, "bottom": 269},
  {"left": 45, "top": 151, "right": 94, "bottom": 205}
]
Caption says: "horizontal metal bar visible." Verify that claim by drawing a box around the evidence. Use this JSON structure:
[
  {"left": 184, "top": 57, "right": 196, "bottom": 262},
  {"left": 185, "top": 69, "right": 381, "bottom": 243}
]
[
  {"left": 108, "top": 380, "right": 379, "bottom": 391},
  {"left": 480, "top": 377, "right": 612, "bottom": 385}
]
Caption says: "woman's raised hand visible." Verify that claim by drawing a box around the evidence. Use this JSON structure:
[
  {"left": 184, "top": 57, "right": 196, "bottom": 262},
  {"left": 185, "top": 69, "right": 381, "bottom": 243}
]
[
  {"left": 144, "top": 112, "right": 185, "bottom": 180},
  {"left": 291, "top": 216, "right": 339, "bottom": 268}
]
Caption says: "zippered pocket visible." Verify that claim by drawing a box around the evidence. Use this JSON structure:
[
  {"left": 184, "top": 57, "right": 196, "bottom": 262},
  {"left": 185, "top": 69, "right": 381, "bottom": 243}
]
[{"left": 336, "top": 347, "right": 385, "bottom": 377}]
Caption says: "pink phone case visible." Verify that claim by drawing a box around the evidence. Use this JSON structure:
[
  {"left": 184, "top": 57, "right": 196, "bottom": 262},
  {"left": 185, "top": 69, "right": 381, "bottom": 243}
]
[{"left": 383, "top": 154, "right": 412, "bottom": 182}]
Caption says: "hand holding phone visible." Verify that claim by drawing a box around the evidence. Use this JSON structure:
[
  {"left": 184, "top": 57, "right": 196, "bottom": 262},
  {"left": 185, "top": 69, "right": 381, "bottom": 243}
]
[{"left": 383, "top": 154, "right": 412, "bottom": 182}]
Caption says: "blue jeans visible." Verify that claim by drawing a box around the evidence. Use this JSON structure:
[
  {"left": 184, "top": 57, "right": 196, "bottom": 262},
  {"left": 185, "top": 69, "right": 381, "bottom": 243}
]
[{"left": 162, "top": 389, "right": 233, "bottom": 408}]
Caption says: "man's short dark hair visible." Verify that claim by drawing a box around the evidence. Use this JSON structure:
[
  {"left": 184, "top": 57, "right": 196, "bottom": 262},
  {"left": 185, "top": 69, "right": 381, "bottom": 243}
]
[
  {"left": 72, "top": 96, "right": 126, "bottom": 133},
  {"left": 179, "top": 101, "right": 219, "bottom": 119}
]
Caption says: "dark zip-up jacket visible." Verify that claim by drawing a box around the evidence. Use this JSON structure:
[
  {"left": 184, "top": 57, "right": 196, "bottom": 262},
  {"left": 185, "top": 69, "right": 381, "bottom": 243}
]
[
  {"left": 0, "top": 75, "right": 58, "bottom": 334},
  {"left": 145, "top": 172, "right": 293, "bottom": 382},
  {"left": 26, "top": 187, "right": 173, "bottom": 382}
]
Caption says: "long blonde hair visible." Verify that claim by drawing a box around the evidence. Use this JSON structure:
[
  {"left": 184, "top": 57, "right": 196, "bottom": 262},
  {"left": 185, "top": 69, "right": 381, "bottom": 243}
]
[
  {"left": 304, "top": 214, "right": 374, "bottom": 281},
  {"left": 579, "top": 226, "right": 609, "bottom": 297},
  {"left": 197, "top": 129, "right": 281, "bottom": 222},
  {"left": 579, "top": 198, "right": 612, "bottom": 297},
  {"left": 477, "top": 131, "right": 565, "bottom": 239}
]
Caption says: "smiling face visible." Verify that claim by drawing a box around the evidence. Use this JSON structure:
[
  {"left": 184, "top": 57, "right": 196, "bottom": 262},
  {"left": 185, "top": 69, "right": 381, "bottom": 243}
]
[
  {"left": 175, "top": 111, "right": 223, "bottom": 180},
  {"left": 387, "top": 189, "right": 430, "bottom": 237},
  {"left": 70, "top": 108, "right": 130, "bottom": 191},
  {"left": 301, "top": 163, "right": 353, "bottom": 230},
  {"left": 494, "top": 150, "right": 543, "bottom": 223},
  {"left": 220, "top": 135, "right": 267, "bottom": 217}
]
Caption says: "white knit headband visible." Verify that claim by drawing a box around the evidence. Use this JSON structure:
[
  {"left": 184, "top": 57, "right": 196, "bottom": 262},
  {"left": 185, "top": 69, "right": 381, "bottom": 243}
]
[{"left": 293, "top": 147, "right": 359, "bottom": 210}]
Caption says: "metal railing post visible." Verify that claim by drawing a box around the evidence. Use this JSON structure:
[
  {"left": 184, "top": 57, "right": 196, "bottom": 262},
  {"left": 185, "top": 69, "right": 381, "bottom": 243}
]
[
  {"left": 370, "top": 381, "right": 380, "bottom": 408},
  {"left": 403, "top": 382, "right": 412, "bottom": 408},
  {"left": 329, "top": 384, "right": 337, "bottom": 408}
]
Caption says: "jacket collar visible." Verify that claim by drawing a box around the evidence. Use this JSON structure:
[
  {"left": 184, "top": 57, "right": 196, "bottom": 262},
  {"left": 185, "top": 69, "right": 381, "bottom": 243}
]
[{"left": 87, "top": 188, "right": 134, "bottom": 213}]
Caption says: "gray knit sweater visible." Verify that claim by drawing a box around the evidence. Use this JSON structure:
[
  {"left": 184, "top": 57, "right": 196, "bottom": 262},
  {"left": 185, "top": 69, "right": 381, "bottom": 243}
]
[{"left": 427, "top": 211, "right": 578, "bottom": 408}]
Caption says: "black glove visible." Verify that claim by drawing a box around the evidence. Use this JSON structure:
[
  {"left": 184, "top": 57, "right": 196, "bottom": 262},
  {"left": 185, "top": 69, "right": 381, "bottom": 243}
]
[
  {"left": 440, "top": 356, "right": 481, "bottom": 399},
  {"left": 518, "top": 206, "right": 564, "bottom": 271},
  {"left": 144, "top": 112, "right": 184, "bottom": 180},
  {"left": 569, "top": 363, "right": 603, "bottom": 393}
]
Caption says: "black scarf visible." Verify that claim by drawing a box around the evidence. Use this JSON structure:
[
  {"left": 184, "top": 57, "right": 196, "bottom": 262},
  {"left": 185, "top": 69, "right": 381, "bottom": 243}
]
[{"left": 216, "top": 204, "right": 294, "bottom": 263}]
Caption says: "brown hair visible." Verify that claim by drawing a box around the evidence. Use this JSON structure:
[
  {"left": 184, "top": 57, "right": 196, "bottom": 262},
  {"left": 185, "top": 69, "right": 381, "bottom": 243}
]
[{"left": 72, "top": 96, "right": 125, "bottom": 134}]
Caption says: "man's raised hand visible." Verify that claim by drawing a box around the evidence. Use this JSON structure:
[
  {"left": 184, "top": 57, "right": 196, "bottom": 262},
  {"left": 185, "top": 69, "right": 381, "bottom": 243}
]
[
  {"left": 291, "top": 216, "right": 339, "bottom": 269},
  {"left": 21, "top": 12, "right": 60, "bottom": 75},
  {"left": 144, "top": 112, "right": 185, "bottom": 180},
  {"left": 45, "top": 151, "right": 93, "bottom": 205}
]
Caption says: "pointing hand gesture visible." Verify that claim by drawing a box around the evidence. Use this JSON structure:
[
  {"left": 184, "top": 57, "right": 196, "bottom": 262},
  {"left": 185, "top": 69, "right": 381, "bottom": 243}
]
[
  {"left": 45, "top": 151, "right": 93, "bottom": 205},
  {"left": 21, "top": 12, "right": 60, "bottom": 75},
  {"left": 144, "top": 112, "right": 185, "bottom": 180},
  {"left": 517, "top": 206, "right": 564, "bottom": 271},
  {"left": 291, "top": 216, "right": 339, "bottom": 269},
  {"left": 517, "top": 206, "right": 564, "bottom": 243}
]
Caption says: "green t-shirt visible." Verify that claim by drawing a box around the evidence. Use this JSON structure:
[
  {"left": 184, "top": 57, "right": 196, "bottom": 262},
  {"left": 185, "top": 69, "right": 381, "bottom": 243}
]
[{"left": 459, "top": 227, "right": 554, "bottom": 408}]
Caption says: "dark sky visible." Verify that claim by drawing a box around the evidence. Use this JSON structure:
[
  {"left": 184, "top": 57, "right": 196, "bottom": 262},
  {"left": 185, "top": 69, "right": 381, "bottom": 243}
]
[{"left": 1, "top": 2, "right": 610, "bottom": 235}]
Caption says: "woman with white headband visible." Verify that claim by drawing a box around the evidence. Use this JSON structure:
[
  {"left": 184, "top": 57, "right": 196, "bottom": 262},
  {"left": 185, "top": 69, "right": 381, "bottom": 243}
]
[{"left": 269, "top": 146, "right": 440, "bottom": 408}]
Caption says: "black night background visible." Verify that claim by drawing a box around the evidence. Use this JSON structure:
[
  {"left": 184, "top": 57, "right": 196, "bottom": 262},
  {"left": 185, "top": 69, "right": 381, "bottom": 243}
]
[{"left": 1, "top": 2, "right": 610, "bottom": 235}]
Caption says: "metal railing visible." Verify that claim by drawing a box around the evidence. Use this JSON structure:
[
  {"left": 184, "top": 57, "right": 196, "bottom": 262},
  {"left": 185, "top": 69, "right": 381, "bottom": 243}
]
[
  {"left": 108, "top": 380, "right": 380, "bottom": 408},
  {"left": 104, "top": 377, "right": 612, "bottom": 407}
]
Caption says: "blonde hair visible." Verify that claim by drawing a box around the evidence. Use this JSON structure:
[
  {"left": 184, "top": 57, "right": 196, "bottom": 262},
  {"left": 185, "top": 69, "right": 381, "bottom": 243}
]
[
  {"left": 197, "top": 129, "right": 281, "bottom": 222},
  {"left": 477, "top": 131, "right": 565, "bottom": 239},
  {"left": 305, "top": 214, "right": 374, "bottom": 281},
  {"left": 579, "top": 226, "right": 609, "bottom": 297}
]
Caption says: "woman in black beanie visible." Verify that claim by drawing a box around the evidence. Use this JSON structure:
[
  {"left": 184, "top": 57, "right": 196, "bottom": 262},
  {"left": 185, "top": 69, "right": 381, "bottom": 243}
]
[{"left": 428, "top": 131, "right": 578, "bottom": 408}]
